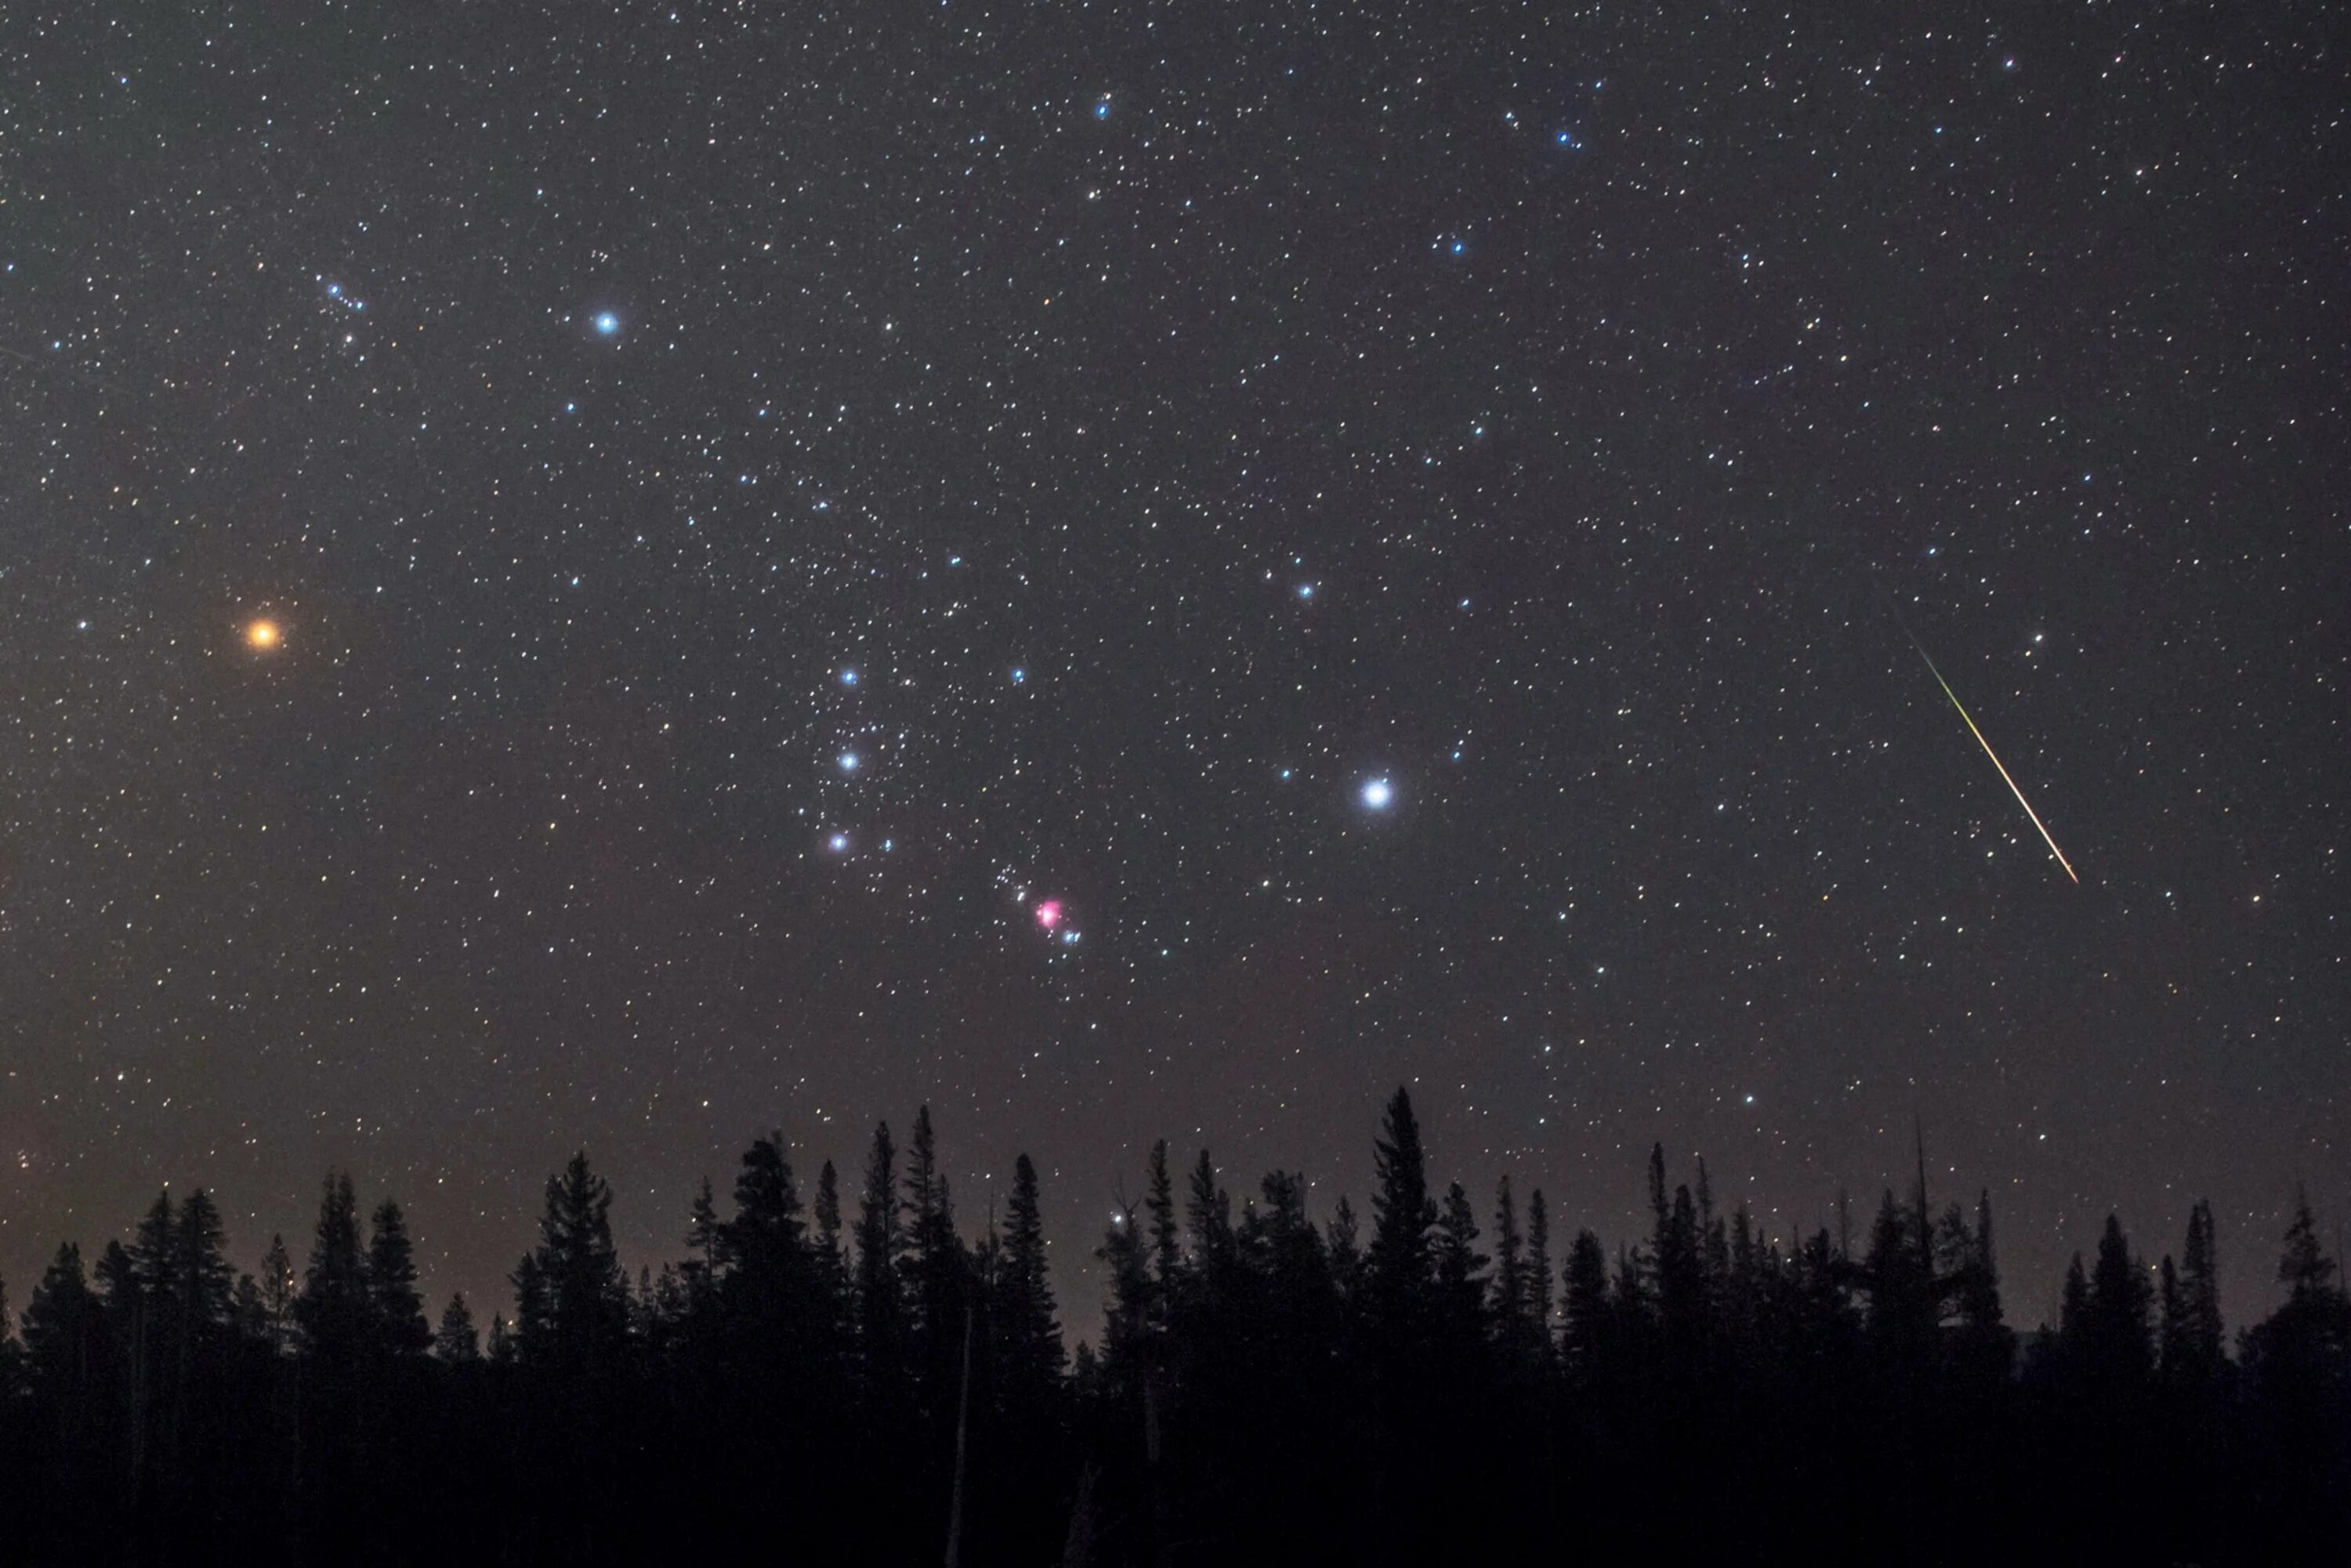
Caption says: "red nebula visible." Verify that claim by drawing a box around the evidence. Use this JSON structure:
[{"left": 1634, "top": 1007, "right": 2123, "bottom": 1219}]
[{"left": 1034, "top": 900, "right": 1063, "bottom": 931}]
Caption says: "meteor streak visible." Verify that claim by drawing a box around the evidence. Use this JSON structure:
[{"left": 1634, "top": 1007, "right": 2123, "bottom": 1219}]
[{"left": 1894, "top": 616, "right": 2078, "bottom": 884}]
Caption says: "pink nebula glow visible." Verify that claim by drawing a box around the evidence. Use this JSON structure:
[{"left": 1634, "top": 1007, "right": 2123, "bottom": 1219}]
[{"left": 1034, "top": 900, "right": 1063, "bottom": 931}]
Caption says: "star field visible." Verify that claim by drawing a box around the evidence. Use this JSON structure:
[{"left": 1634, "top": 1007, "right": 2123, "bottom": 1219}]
[{"left": 2, "top": 5, "right": 2342, "bottom": 1338}]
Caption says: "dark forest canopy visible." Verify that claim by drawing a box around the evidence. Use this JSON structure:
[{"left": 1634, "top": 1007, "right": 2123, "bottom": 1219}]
[{"left": 4, "top": 1089, "right": 2346, "bottom": 1566}]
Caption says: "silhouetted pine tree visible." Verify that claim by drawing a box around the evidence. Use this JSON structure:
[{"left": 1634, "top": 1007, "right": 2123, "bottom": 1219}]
[
  {"left": 368, "top": 1200, "right": 431, "bottom": 1357},
  {"left": 256, "top": 1234, "right": 296, "bottom": 1356},
  {"left": 1433, "top": 1181, "right": 1487, "bottom": 1338},
  {"left": 854, "top": 1121, "right": 907, "bottom": 1374},
  {"left": 1184, "top": 1147, "right": 1233, "bottom": 1277},
  {"left": 995, "top": 1153, "right": 1063, "bottom": 1398},
  {"left": 1525, "top": 1188, "right": 1554, "bottom": 1356},
  {"left": 680, "top": 1175, "right": 720, "bottom": 1313},
  {"left": 2082, "top": 1214, "right": 2155, "bottom": 1388},
  {"left": 1490, "top": 1176, "right": 1527, "bottom": 1357},
  {"left": 1145, "top": 1139, "right": 1183, "bottom": 1311},
  {"left": 433, "top": 1295, "right": 480, "bottom": 1362},
  {"left": 1561, "top": 1229, "right": 1609, "bottom": 1382},
  {"left": 2059, "top": 1251, "right": 2089, "bottom": 1342},
  {"left": 1367, "top": 1087, "right": 1433, "bottom": 1325},
  {"left": 812, "top": 1157, "right": 850, "bottom": 1327},
  {"left": 718, "top": 1133, "right": 813, "bottom": 1338},
  {"left": 2174, "top": 1198, "right": 2225, "bottom": 1381},
  {"left": 1326, "top": 1194, "right": 1364, "bottom": 1300},
  {"left": 175, "top": 1189, "right": 235, "bottom": 1332},
  {"left": 21, "top": 1240, "right": 107, "bottom": 1414},
  {"left": 514, "top": 1151, "right": 630, "bottom": 1369},
  {"left": 22, "top": 1243, "right": 103, "bottom": 1391},
  {"left": 1096, "top": 1202, "right": 1150, "bottom": 1369},
  {"left": 296, "top": 1173, "right": 369, "bottom": 1362},
  {"left": 2237, "top": 1189, "right": 2351, "bottom": 1557},
  {"left": 1863, "top": 1187, "right": 1938, "bottom": 1376}
]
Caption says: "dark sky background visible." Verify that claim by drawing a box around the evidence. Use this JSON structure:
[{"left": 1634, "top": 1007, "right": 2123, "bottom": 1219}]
[{"left": 3, "top": 3, "right": 2342, "bottom": 1345}]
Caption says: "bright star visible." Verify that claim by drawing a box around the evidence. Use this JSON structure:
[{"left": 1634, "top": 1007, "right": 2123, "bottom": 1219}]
[
  {"left": 245, "top": 619, "right": 281, "bottom": 650},
  {"left": 1361, "top": 778, "right": 1393, "bottom": 809},
  {"left": 828, "top": 833, "right": 849, "bottom": 853},
  {"left": 593, "top": 313, "right": 621, "bottom": 335},
  {"left": 840, "top": 668, "right": 859, "bottom": 686},
  {"left": 839, "top": 751, "right": 860, "bottom": 772}
]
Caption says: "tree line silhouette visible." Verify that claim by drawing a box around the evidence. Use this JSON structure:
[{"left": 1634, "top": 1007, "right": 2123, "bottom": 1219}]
[{"left": 2, "top": 1088, "right": 2345, "bottom": 1565}]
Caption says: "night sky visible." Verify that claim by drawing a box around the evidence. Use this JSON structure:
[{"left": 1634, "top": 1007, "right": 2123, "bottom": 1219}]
[{"left": 4, "top": 5, "right": 2342, "bottom": 1342}]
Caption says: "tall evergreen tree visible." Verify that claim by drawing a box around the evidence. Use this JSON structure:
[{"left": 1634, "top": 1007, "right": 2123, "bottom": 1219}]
[
  {"left": 1490, "top": 1178, "right": 1524, "bottom": 1337},
  {"left": 296, "top": 1172, "right": 371, "bottom": 1360},
  {"left": 1863, "top": 1187, "right": 1938, "bottom": 1371},
  {"left": 2059, "top": 1252, "right": 2089, "bottom": 1339},
  {"left": 2074, "top": 1214, "right": 2154, "bottom": 1389},
  {"left": 854, "top": 1121, "right": 906, "bottom": 1364},
  {"left": 20, "top": 1243, "right": 103, "bottom": 1392},
  {"left": 812, "top": 1157, "right": 850, "bottom": 1323},
  {"left": 368, "top": 1199, "right": 431, "bottom": 1356},
  {"left": 721, "top": 1133, "right": 808, "bottom": 1296},
  {"left": 2239, "top": 1190, "right": 2351, "bottom": 1561},
  {"left": 1185, "top": 1148, "right": 1233, "bottom": 1272},
  {"left": 257, "top": 1234, "right": 297, "bottom": 1356},
  {"left": 682, "top": 1175, "right": 721, "bottom": 1311},
  {"left": 1434, "top": 1181, "right": 1487, "bottom": 1331},
  {"left": 1561, "top": 1229, "right": 1610, "bottom": 1377},
  {"left": 2176, "top": 1199, "right": 2225, "bottom": 1371},
  {"left": 174, "top": 1189, "right": 234, "bottom": 1331},
  {"left": 1525, "top": 1189, "right": 1554, "bottom": 1351},
  {"left": 1096, "top": 1204, "right": 1152, "bottom": 1368},
  {"left": 1367, "top": 1087, "right": 1433, "bottom": 1319},
  {"left": 1145, "top": 1139, "right": 1183, "bottom": 1298},
  {"left": 901, "top": 1107, "right": 966, "bottom": 1379},
  {"left": 2277, "top": 1187, "right": 2338, "bottom": 1306},
  {"left": 131, "top": 1190, "right": 180, "bottom": 1312},
  {"left": 1326, "top": 1196, "right": 1364, "bottom": 1299},
  {"left": 514, "top": 1152, "right": 630, "bottom": 1367},
  {"left": 996, "top": 1153, "right": 1064, "bottom": 1396},
  {"left": 434, "top": 1295, "right": 480, "bottom": 1362}
]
